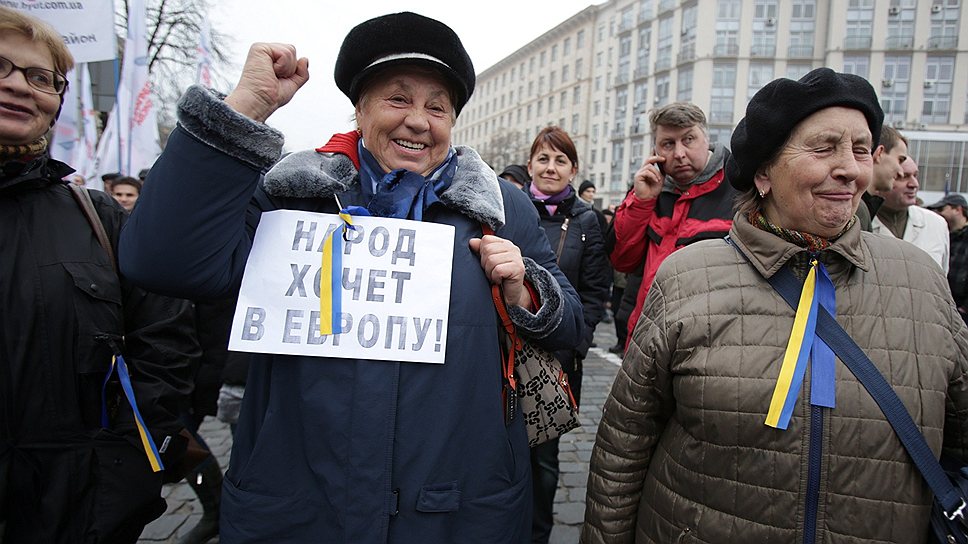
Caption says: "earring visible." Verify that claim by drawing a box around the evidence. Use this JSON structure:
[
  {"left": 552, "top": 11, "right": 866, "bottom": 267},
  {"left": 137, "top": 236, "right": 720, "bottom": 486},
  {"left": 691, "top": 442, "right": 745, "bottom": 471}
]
[{"left": 758, "top": 190, "right": 767, "bottom": 198}]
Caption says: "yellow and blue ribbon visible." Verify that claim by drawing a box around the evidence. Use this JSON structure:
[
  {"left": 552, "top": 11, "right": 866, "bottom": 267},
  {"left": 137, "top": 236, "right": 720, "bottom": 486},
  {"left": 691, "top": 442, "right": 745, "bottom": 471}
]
[
  {"left": 318, "top": 208, "right": 362, "bottom": 335},
  {"left": 765, "top": 259, "right": 837, "bottom": 429},
  {"left": 100, "top": 354, "right": 164, "bottom": 472}
]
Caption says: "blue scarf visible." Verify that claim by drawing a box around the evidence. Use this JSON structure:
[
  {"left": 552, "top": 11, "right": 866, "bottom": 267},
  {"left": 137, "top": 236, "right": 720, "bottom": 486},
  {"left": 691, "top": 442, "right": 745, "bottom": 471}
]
[{"left": 358, "top": 141, "right": 458, "bottom": 221}]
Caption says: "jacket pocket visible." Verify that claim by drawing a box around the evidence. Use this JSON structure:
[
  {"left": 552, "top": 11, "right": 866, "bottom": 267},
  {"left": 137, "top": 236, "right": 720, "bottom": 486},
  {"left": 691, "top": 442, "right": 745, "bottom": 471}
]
[
  {"left": 63, "top": 261, "right": 123, "bottom": 374},
  {"left": 221, "top": 477, "right": 320, "bottom": 541},
  {"left": 416, "top": 481, "right": 461, "bottom": 513},
  {"left": 90, "top": 429, "right": 165, "bottom": 542}
]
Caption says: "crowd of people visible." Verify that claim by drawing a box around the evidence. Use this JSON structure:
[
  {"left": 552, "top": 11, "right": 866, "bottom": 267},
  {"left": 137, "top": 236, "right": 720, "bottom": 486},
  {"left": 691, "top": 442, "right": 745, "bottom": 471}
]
[{"left": 3, "top": 6, "right": 968, "bottom": 544}]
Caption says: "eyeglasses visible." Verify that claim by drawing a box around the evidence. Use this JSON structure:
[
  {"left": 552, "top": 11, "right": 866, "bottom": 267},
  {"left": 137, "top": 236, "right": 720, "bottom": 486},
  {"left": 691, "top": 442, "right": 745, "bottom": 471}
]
[{"left": 0, "top": 55, "right": 68, "bottom": 95}]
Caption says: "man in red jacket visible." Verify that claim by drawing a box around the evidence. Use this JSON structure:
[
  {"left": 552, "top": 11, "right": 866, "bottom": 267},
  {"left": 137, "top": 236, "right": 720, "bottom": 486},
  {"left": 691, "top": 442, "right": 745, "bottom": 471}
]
[{"left": 610, "top": 102, "right": 738, "bottom": 345}]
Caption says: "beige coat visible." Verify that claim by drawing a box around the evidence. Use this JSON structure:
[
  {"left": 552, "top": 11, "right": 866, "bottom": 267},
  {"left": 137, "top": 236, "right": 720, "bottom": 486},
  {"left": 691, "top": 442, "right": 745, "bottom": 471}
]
[{"left": 583, "top": 213, "right": 968, "bottom": 544}]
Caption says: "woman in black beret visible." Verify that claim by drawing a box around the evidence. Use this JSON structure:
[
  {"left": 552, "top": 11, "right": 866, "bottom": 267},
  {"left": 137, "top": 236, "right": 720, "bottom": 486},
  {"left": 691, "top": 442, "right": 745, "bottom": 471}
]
[
  {"left": 118, "top": 11, "right": 584, "bottom": 544},
  {"left": 584, "top": 68, "right": 968, "bottom": 543}
]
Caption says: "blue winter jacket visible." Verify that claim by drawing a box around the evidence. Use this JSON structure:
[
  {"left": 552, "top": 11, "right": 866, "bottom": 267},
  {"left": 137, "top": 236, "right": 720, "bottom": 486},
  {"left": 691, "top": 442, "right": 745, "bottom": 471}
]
[{"left": 119, "top": 87, "right": 584, "bottom": 544}]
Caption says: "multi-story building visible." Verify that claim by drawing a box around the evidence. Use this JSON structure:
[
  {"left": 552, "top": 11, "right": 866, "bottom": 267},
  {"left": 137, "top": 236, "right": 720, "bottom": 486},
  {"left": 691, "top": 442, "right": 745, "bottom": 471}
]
[{"left": 455, "top": 0, "right": 968, "bottom": 207}]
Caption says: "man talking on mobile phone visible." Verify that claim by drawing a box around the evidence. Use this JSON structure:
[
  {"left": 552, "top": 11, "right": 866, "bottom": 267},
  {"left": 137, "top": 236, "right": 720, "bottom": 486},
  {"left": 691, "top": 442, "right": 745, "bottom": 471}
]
[{"left": 609, "top": 102, "right": 738, "bottom": 349}]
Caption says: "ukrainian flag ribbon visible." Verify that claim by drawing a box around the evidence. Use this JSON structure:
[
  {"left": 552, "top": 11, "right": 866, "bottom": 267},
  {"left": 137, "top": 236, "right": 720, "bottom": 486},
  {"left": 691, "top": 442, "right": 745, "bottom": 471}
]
[
  {"left": 318, "top": 208, "right": 362, "bottom": 335},
  {"left": 100, "top": 354, "right": 164, "bottom": 472},
  {"left": 765, "top": 259, "right": 837, "bottom": 429}
]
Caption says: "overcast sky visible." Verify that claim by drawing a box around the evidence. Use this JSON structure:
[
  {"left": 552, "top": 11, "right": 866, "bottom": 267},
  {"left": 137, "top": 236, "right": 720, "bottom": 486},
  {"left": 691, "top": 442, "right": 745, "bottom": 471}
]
[{"left": 212, "top": 1, "right": 600, "bottom": 150}]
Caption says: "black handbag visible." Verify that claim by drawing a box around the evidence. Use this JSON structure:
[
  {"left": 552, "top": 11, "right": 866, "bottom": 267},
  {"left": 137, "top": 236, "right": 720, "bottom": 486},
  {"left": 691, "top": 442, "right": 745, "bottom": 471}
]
[{"left": 765, "top": 262, "right": 968, "bottom": 544}]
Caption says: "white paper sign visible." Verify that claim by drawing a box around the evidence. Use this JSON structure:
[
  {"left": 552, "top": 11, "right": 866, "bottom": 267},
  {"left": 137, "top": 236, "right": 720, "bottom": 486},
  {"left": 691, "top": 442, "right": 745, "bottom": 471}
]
[
  {"left": 230, "top": 210, "right": 455, "bottom": 364},
  {"left": 6, "top": 1, "right": 117, "bottom": 63}
]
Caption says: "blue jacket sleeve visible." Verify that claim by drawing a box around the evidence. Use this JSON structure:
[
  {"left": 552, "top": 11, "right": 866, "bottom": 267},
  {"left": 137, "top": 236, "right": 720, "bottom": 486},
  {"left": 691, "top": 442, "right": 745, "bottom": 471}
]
[
  {"left": 498, "top": 183, "right": 584, "bottom": 353},
  {"left": 120, "top": 87, "right": 285, "bottom": 299}
]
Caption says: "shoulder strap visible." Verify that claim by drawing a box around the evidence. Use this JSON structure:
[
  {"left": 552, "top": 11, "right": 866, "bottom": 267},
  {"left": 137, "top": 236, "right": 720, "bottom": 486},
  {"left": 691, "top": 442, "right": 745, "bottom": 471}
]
[
  {"left": 756, "top": 244, "right": 965, "bottom": 520},
  {"left": 68, "top": 183, "right": 118, "bottom": 275}
]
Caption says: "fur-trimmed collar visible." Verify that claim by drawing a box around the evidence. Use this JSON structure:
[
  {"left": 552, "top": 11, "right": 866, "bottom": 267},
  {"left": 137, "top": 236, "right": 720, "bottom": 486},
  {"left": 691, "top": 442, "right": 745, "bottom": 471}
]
[{"left": 263, "top": 144, "right": 506, "bottom": 230}]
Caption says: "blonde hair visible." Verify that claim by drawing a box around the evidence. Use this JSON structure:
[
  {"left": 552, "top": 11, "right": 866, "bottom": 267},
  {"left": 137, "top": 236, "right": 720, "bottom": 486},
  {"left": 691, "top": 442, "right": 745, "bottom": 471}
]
[{"left": 0, "top": 7, "right": 75, "bottom": 76}]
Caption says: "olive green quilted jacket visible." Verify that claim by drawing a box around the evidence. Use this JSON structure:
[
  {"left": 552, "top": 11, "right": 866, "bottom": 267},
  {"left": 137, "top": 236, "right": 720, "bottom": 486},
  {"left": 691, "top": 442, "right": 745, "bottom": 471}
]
[{"left": 583, "top": 213, "right": 968, "bottom": 544}]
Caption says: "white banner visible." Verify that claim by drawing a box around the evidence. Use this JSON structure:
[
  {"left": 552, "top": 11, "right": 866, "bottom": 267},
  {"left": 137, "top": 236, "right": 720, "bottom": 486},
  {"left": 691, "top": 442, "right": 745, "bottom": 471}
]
[
  {"left": 50, "top": 63, "right": 100, "bottom": 188},
  {"left": 93, "top": 0, "right": 160, "bottom": 179},
  {"left": 230, "top": 211, "right": 456, "bottom": 364},
  {"left": 5, "top": 1, "right": 116, "bottom": 63}
]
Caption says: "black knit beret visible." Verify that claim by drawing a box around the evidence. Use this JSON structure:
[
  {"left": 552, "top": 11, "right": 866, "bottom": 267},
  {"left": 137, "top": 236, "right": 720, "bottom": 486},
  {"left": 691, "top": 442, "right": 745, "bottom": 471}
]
[
  {"left": 726, "top": 67, "right": 884, "bottom": 191},
  {"left": 499, "top": 164, "right": 530, "bottom": 185},
  {"left": 578, "top": 179, "right": 595, "bottom": 194},
  {"left": 334, "top": 12, "right": 475, "bottom": 116}
]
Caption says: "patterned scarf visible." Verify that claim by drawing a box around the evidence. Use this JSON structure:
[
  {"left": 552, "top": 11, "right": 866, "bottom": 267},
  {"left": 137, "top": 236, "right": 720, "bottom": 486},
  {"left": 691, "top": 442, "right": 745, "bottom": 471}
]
[
  {"left": 529, "top": 183, "right": 575, "bottom": 216},
  {"left": 748, "top": 209, "right": 855, "bottom": 253},
  {"left": 357, "top": 141, "right": 457, "bottom": 221},
  {"left": 0, "top": 137, "right": 48, "bottom": 163}
]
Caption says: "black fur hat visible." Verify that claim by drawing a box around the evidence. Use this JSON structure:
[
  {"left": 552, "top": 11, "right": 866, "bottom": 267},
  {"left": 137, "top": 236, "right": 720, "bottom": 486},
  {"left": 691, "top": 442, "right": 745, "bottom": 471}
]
[
  {"left": 726, "top": 67, "right": 884, "bottom": 191},
  {"left": 334, "top": 12, "right": 475, "bottom": 116}
]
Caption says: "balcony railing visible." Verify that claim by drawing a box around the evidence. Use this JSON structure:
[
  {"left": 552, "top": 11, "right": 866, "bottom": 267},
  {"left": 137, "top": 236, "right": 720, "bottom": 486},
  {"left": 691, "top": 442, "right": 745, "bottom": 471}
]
[
  {"left": 928, "top": 35, "right": 959, "bottom": 49},
  {"left": 885, "top": 35, "right": 914, "bottom": 50},
  {"left": 713, "top": 43, "right": 739, "bottom": 56},
  {"left": 843, "top": 35, "right": 872, "bottom": 49},
  {"left": 637, "top": 10, "right": 653, "bottom": 24},
  {"left": 709, "top": 111, "right": 733, "bottom": 124},
  {"left": 677, "top": 46, "right": 696, "bottom": 64},
  {"left": 654, "top": 58, "right": 672, "bottom": 72},
  {"left": 618, "top": 19, "right": 634, "bottom": 33},
  {"left": 787, "top": 44, "right": 814, "bottom": 58},
  {"left": 614, "top": 72, "right": 630, "bottom": 86},
  {"left": 611, "top": 128, "right": 627, "bottom": 139},
  {"left": 750, "top": 44, "right": 776, "bottom": 57},
  {"left": 657, "top": 0, "right": 675, "bottom": 13},
  {"left": 634, "top": 66, "right": 651, "bottom": 80}
]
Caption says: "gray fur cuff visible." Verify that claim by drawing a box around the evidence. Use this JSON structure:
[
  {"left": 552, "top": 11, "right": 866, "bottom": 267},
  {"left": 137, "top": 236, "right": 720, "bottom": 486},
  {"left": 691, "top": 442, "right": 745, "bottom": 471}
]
[
  {"left": 177, "top": 85, "right": 284, "bottom": 173},
  {"left": 508, "top": 257, "right": 564, "bottom": 339}
]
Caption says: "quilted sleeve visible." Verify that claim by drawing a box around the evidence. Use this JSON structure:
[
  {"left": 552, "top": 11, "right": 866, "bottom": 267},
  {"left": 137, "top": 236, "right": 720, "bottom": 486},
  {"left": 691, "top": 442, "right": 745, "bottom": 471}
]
[
  {"left": 942, "top": 297, "right": 968, "bottom": 463},
  {"left": 582, "top": 279, "right": 676, "bottom": 544}
]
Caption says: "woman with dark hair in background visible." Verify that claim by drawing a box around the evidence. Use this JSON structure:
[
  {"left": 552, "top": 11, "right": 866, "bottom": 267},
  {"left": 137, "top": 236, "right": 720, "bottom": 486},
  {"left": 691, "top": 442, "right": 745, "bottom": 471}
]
[{"left": 525, "top": 126, "right": 611, "bottom": 543}]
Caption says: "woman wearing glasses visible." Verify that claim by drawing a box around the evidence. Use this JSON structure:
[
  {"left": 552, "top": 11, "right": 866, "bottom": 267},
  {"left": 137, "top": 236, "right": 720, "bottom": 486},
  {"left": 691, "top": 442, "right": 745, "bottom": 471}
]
[{"left": 0, "top": 8, "right": 197, "bottom": 543}]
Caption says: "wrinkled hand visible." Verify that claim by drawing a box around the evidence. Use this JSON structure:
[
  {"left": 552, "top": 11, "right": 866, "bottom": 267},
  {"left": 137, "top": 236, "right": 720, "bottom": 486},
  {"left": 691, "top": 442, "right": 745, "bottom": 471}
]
[
  {"left": 224, "top": 43, "right": 310, "bottom": 123},
  {"left": 469, "top": 236, "right": 531, "bottom": 309},
  {"left": 631, "top": 155, "right": 666, "bottom": 200}
]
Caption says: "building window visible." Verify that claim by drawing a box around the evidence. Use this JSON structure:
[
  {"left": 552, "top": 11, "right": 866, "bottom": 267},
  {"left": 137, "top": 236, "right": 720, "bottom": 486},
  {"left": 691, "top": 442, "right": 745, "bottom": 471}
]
[
  {"left": 655, "top": 74, "right": 670, "bottom": 107},
  {"left": 677, "top": 66, "right": 693, "bottom": 101},
  {"left": 656, "top": 16, "right": 673, "bottom": 70},
  {"left": 636, "top": 27, "right": 652, "bottom": 77},
  {"left": 552, "top": 44, "right": 558, "bottom": 62},
  {"left": 842, "top": 54, "right": 870, "bottom": 79},
  {"left": 786, "top": 63, "right": 812, "bottom": 80},
  {"left": 562, "top": 65, "right": 570, "bottom": 82},
  {"left": 710, "top": 63, "right": 736, "bottom": 124},
  {"left": 573, "top": 86, "right": 581, "bottom": 105},
  {"left": 886, "top": 2, "right": 916, "bottom": 50},
  {"left": 575, "top": 58, "right": 584, "bottom": 78},
  {"left": 929, "top": 1, "right": 960, "bottom": 49},
  {"left": 571, "top": 114, "right": 580, "bottom": 133},
  {"left": 922, "top": 56, "right": 955, "bottom": 124},
  {"left": 845, "top": 0, "right": 874, "bottom": 49},
  {"left": 577, "top": 29, "right": 585, "bottom": 49},
  {"left": 564, "top": 37, "right": 572, "bottom": 56},
  {"left": 881, "top": 54, "right": 911, "bottom": 122},
  {"left": 747, "top": 62, "right": 774, "bottom": 99},
  {"left": 718, "top": 0, "right": 741, "bottom": 19}
]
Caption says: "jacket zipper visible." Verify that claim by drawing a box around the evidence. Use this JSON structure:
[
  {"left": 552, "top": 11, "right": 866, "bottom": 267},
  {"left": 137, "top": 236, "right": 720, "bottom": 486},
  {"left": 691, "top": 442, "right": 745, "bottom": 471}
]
[
  {"left": 803, "top": 251, "right": 824, "bottom": 544},
  {"left": 803, "top": 404, "right": 824, "bottom": 544}
]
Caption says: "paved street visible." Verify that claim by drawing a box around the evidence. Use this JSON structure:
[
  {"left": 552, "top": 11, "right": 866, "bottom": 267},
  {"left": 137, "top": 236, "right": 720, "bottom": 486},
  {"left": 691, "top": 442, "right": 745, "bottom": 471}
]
[{"left": 139, "top": 324, "right": 624, "bottom": 543}]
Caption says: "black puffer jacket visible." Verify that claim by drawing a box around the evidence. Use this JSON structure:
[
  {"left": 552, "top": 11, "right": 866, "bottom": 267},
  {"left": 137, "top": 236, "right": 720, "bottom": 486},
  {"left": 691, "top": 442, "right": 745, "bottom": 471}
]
[
  {"left": 0, "top": 155, "right": 197, "bottom": 543},
  {"left": 528, "top": 185, "right": 611, "bottom": 361}
]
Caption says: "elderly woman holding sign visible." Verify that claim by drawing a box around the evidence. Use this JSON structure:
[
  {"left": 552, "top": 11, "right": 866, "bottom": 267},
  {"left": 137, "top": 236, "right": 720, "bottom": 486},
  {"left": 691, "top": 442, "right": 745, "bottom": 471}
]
[
  {"left": 120, "top": 11, "right": 583, "bottom": 544},
  {"left": 583, "top": 68, "right": 968, "bottom": 543}
]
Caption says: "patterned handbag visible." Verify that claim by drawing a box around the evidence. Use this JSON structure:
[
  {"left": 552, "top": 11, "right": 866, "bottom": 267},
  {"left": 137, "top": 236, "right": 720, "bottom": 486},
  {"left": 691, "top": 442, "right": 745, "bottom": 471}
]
[{"left": 491, "top": 284, "right": 580, "bottom": 447}]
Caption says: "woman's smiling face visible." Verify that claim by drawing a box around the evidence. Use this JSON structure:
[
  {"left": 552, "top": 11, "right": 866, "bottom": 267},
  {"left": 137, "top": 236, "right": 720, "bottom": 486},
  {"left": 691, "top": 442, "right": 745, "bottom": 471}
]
[
  {"left": 754, "top": 107, "right": 873, "bottom": 238},
  {"left": 355, "top": 66, "right": 455, "bottom": 176}
]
